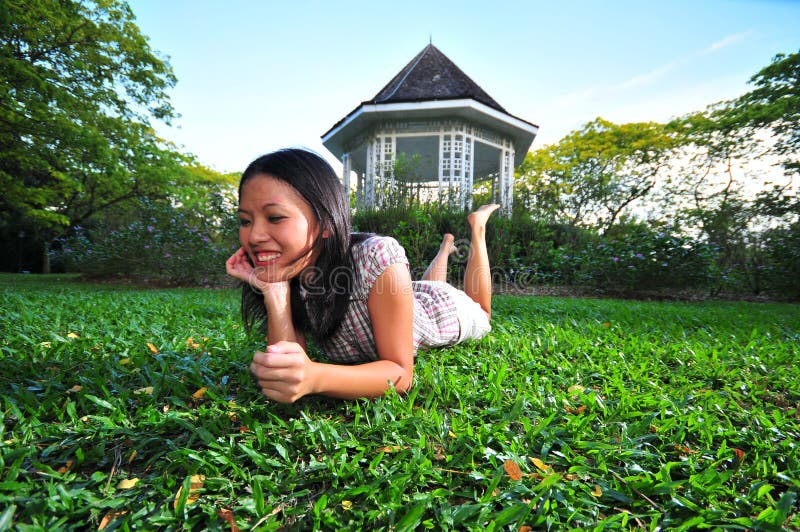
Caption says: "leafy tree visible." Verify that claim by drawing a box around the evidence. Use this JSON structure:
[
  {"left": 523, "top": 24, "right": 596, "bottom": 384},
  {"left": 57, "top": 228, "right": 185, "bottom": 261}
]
[
  {"left": 0, "top": 0, "right": 181, "bottom": 272},
  {"left": 517, "top": 118, "right": 676, "bottom": 232}
]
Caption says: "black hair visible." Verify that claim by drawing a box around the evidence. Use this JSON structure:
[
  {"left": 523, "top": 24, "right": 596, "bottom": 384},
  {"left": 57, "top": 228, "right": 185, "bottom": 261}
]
[{"left": 238, "top": 148, "right": 366, "bottom": 342}]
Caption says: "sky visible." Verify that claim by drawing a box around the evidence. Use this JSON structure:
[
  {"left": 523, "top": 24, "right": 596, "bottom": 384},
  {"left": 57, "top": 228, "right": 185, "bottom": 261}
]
[{"left": 128, "top": 0, "right": 800, "bottom": 175}]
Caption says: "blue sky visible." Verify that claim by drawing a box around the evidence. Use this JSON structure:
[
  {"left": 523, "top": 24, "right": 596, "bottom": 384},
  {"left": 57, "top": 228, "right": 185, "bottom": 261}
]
[{"left": 128, "top": 0, "right": 800, "bottom": 174}]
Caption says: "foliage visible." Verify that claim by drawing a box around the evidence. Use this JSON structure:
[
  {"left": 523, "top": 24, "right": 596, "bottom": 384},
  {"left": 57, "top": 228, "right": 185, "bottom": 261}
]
[
  {"left": 352, "top": 204, "right": 556, "bottom": 287},
  {"left": 0, "top": 0, "right": 183, "bottom": 271},
  {"left": 758, "top": 222, "right": 800, "bottom": 300},
  {"left": 730, "top": 50, "right": 800, "bottom": 177},
  {"left": 517, "top": 119, "right": 677, "bottom": 232},
  {"left": 553, "top": 222, "right": 718, "bottom": 292},
  {"left": 1, "top": 275, "right": 799, "bottom": 529},
  {"left": 51, "top": 195, "right": 239, "bottom": 286}
]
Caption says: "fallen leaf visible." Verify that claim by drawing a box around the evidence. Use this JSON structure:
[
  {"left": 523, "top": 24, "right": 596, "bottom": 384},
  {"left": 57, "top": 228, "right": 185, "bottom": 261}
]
[
  {"left": 174, "top": 474, "right": 205, "bottom": 508},
  {"left": 376, "top": 445, "right": 408, "bottom": 453},
  {"left": 565, "top": 405, "right": 587, "bottom": 415},
  {"left": 529, "top": 457, "right": 552, "bottom": 474},
  {"left": 674, "top": 444, "right": 697, "bottom": 456},
  {"left": 567, "top": 384, "right": 585, "bottom": 395},
  {"left": 591, "top": 484, "right": 603, "bottom": 497},
  {"left": 733, "top": 448, "right": 745, "bottom": 461},
  {"left": 503, "top": 459, "right": 523, "bottom": 481},
  {"left": 98, "top": 510, "right": 128, "bottom": 530},
  {"left": 67, "top": 332, "right": 80, "bottom": 339},
  {"left": 448, "top": 430, "right": 457, "bottom": 438},
  {"left": 519, "top": 527, "right": 533, "bottom": 532},
  {"left": 192, "top": 386, "right": 208, "bottom": 399},
  {"left": 186, "top": 337, "right": 201, "bottom": 349},
  {"left": 126, "top": 449, "right": 138, "bottom": 464},
  {"left": 239, "top": 425, "right": 250, "bottom": 433},
  {"left": 119, "top": 358, "right": 132, "bottom": 365},
  {"left": 57, "top": 460, "right": 73, "bottom": 473},
  {"left": 67, "top": 385, "right": 83, "bottom": 393},
  {"left": 146, "top": 342, "right": 158, "bottom": 354},
  {"left": 602, "top": 322, "right": 611, "bottom": 328},
  {"left": 134, "top": 386, "right": 154, "bottom": 395},
  {"left": 118, "top": 478, "right": 140, "bottom": 489},
  {"left": 341, "top": 500, "right": 353, "bottom": 511},
  {"left": 217, "top": 508, "right": 239, "bottom": 532}
]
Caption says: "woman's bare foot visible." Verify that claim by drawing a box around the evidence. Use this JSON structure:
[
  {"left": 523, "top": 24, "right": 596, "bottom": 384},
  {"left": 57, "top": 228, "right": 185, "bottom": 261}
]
[
  {"left": 467, "top": 204, "right": 500, "bottom": 231},
  {"left": 440, "top": 233, "right": 456, "bottom": 255},
  {"left": 422, "top": 233, "right": 457, "bottom": 282}
]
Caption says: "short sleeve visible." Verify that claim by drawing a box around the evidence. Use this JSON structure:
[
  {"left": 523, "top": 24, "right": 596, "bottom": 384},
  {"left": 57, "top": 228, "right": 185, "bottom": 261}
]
[{"left": 360, "top": 236, "right": 410, "bottom": 292}]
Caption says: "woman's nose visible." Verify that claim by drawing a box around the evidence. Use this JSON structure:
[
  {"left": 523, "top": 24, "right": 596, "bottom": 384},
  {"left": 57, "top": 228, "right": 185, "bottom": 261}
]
[{"left": 250, "top": 219, "right": 272, "bottom": 243}]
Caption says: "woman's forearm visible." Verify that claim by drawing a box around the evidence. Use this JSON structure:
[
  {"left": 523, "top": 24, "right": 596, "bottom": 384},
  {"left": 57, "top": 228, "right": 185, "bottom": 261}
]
[
  {"left": 311, "top": 359, "right": 413, "bottom": 400},
  {"left": 263, "top": 287, "right": 303, "bottom": 346}
]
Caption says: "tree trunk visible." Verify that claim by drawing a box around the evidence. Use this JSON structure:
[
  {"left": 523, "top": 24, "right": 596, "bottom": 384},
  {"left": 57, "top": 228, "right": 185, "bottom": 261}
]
[{"left": 42, "top": 240, "right": 50, "bottom": 274}]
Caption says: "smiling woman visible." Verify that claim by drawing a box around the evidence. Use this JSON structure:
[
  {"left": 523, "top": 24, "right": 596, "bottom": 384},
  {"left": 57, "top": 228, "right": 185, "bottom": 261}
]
[{"left": 225, "top": 148, "right": 498, "bottom": 403}]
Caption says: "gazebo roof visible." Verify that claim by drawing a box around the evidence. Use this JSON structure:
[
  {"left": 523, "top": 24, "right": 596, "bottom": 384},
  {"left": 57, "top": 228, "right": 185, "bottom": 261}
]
[
  {"left": 322, "top": 44, "right": 538, "bottom": 166},
  {"left": 369, "top": 44, "right": 507, "bottom": 113}
]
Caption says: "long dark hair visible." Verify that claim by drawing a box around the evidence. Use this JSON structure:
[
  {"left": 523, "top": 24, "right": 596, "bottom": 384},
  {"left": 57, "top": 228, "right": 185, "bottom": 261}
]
[{"left": 238, "top": 148, "right": 361, "bottom": 342}]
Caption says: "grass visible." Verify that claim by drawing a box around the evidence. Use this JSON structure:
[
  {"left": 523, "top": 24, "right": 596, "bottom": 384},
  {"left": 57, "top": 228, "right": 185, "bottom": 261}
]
[{"left": 1, "top": 273, "right": 798, "bottom": 530}]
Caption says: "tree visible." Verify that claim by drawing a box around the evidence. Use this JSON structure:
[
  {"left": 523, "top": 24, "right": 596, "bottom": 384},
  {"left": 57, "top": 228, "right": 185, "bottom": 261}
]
[
  {"left": 517, "top": 118, "right": 676, "bottom": 232},
  {"left": 0, "top": 0, "right": 180, "bottom": 272}
]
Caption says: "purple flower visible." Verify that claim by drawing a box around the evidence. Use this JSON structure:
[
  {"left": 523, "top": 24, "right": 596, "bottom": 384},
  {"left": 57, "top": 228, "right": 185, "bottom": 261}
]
[
  {"left": 635, "top": 253, "right": 644, "bottom": 259},
  {"left": 612, "top": 257, "right": 619, "bottom": 262},
  {"left": 165, "top": 253, "right": 171, "bottom": 258},
  {"left": 147, "top": 225, "right": 155, "bottom": 232},
  {"left": 65, "top": 248, "right": 72, "bottom": 253}
]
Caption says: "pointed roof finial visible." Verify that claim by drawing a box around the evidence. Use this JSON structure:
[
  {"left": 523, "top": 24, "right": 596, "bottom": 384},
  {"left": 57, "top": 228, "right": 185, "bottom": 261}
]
[{"left": 429, "top": 34, "right": 432, "bottom": 46}]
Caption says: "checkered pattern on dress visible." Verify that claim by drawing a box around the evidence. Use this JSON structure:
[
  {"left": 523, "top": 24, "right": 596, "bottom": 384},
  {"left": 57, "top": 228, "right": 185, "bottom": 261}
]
[{"left": 306, "top": 236, "right": 460, "bottom": 364}]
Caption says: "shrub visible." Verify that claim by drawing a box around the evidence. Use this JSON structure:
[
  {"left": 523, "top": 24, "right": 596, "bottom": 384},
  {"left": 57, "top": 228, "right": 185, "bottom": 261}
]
[
  {"left": 52, "top": 198, "right": 239, "bottom": 285},
  {"left": 759, "top": 222, "right": 800, "bottom": 299},
  {"left": 553, "top": 223, "right": 718, "bottom": 292},
  {"left": 352, "top": 204, "right": 556, "bottom": 287}
]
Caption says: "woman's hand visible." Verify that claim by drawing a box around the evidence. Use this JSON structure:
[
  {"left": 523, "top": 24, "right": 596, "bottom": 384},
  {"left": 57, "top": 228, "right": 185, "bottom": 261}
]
[
  {"left": 226, "top": 247, "right": 256, "bottom": 285},
  {"left": 226, "top": 247, "right": 290, "bottom": 300},
  {"left": 250, "top": 341, "right": 319, "bottom": 403}
]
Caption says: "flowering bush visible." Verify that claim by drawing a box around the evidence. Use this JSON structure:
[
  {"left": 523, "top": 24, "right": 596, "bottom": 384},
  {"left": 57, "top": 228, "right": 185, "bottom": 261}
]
[
  {"left": 53, "top": 198, "right": 239, "bottom": 286},
  {"left": 552, "top": 224, "right": 718, "bottom": 292}
]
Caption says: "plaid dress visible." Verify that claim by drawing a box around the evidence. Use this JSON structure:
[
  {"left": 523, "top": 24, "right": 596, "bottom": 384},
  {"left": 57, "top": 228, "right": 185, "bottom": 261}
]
[{"left": 308, "top": 236, "right": 461, "bottom": 363}]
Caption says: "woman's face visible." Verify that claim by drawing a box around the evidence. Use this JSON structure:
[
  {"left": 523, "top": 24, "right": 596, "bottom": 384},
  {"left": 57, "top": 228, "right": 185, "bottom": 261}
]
[{"left": 238, "top": 174, "right": 323, "bottom": 283}]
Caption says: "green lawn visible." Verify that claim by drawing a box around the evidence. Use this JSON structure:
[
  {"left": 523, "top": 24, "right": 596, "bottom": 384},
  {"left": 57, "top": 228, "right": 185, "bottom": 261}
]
[{"left": 1, "top": 274, "right": 798, "bottom": 530}]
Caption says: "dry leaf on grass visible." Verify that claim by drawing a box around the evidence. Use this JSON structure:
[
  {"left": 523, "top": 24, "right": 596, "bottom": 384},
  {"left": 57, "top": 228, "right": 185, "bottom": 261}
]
[
  {"left": 529, "top": 457, "right": 552, "bottom": 474},
  {"left": 192, "top": 386, "right": 208, "bottom": 399},
  {"left": 174, "top": 474, "right": 205, "bottom": 508},
  {"left": 98, "top": 510, "right": 128, "bottom": 530},
  {"left": 118, "top": 478, "right": 140, "bottom": 489},
  {"left": 146, "top": 342, "right": 158, "bottom": 354},
  {"left": 503, "top": 459, "right": 523, "bottom": 480}
]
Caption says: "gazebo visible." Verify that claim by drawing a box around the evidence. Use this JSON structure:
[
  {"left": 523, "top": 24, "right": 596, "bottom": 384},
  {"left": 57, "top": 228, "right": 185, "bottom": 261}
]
[{"left": 321, "top": 44, "right": 538, "bottom": 215}]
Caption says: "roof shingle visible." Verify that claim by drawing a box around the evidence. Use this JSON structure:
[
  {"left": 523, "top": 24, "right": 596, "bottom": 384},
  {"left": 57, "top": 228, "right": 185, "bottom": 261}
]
[{"left": 369, "top": 44, "right": 507, "bottom": 113}]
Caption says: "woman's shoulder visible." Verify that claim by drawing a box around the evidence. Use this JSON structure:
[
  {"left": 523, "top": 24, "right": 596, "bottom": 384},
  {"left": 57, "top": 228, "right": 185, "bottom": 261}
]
[
  {"left": 350, "top": 233, "right": 409, "bottom": 288},
  {"left": 351, "top": 233, "right": 405, "bottom": 258}
]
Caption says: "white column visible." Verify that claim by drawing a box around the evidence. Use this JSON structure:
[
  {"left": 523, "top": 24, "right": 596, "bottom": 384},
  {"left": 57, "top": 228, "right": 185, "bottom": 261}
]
[
  {"left": 341, "top": 152, "right": 351, "bottom": 196},
  {"left": 464, "top": 135, "right": 474, "bottom": 211},
  {"left": 437, "top": 129, "right": 445, "bottom": 204},
  {"left": 498, "top": 142, "right": 515, "bottom": 217},
  {"left": 365, "top": 137, "right": 376, "bottom": 209}
]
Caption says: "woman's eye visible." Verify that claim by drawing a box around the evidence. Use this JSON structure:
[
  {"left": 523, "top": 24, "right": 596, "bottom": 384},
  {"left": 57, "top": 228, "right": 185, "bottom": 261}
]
[
  {"left": 268, "top": 216, "right": 286, "bottom": 223},
  {"left": 239, "top": 219, "right": 251, "bottom": 227}
]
